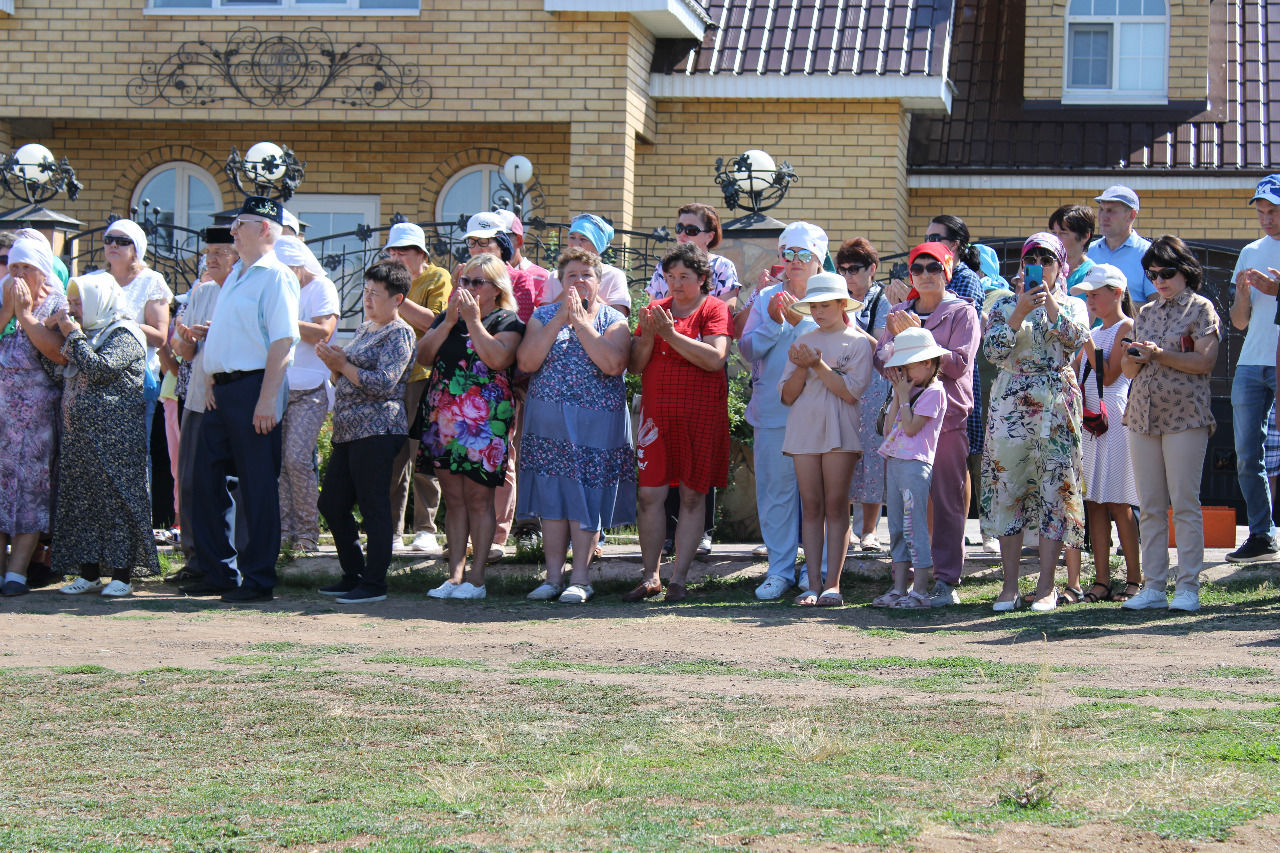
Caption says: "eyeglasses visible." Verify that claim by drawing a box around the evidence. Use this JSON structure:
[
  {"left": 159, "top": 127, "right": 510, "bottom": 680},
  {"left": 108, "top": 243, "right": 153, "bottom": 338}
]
[
  {"left": 781, "top": 248, "right": 814, "bottom": 263},
  {"left": 1023, "top": 251, "right": 1057, "bottom": 265},
  {"left": 465, "top": 237, "right": 493, "bottom": 249},
  {"left": 674, "top": 223, "right": 709, "bottom": 237},
  {"left": 910, "top": 262, "right": 946, "bottom": 276},
  {"left": 925, "top": 232, "right": 951, "bottom": 243},
  {"left": 837, "top": 263, "right": 868, "bottom": 276},
  {"left": 103, "top": 235, "right": 134, "bottom": 247},
  {"left": 1144, "top": 267, "right": 1179, "bottom": 282},
  {"left": 457, "top": 276, "right": 494, "bottom": 289}
]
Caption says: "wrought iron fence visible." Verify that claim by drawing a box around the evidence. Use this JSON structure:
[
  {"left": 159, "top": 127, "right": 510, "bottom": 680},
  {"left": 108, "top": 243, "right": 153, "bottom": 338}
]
[{"left": 66, "top": 205, "right": 204, "bottom": 291}]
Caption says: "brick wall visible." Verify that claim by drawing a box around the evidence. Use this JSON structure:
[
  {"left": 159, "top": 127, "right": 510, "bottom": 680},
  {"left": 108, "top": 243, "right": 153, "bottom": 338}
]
[
  {"left": 1024, "top": 1, "right": 1209, "bottom": 103},
  {"left": 907, "top": 186, "right": 1260, "bottom": 250},
  {"left": 16, "top": 120, "right": 572, "bottom": 230},
  {"left": 635, "top": 99, "right": 911, "bottom": 255}
]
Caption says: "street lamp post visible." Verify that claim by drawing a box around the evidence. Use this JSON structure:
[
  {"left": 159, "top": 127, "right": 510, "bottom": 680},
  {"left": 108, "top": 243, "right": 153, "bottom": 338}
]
[
  {"left": 491, "top": 154, "right": 546, "bottom": 219},
  {"left": 224, "top": 141, "right": 306, "bottom": 201}
]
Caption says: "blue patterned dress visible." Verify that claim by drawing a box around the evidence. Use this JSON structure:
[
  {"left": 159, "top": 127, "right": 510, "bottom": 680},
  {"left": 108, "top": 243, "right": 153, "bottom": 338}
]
[{"left": 517, "top": 304, "right": 636, "bottom": 531}]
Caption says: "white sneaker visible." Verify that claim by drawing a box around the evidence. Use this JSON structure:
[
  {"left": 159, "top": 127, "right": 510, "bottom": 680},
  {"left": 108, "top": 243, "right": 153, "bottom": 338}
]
[
  {"left": 427, "top": 580, "right": 460, "bottom": 599},
  {"left": 1169, "top": 590, "right": 1200, "bottom": 612},
  {"left": 982, "top": 535, "right": 1000, "bottom": 554},
  {"left": 410, "top": 532, "right": 443, "bottom": 555},
  {"left": 751, "top": 543, "right": 769, "bottom": 558},
  {"left": 1122, "top": 586, "right": 1169, "bottom": 610},
  {"left": 100, "top": 580, "right": 132, "bottom": 598},
  {"left": 60, "top": 577, "right": 106, "bottom": 595},
  {"left": 755, "top": 576, "right": 790, "bottom": 600},
  {"left": 526, "top": 582, "right": 563, "bottom": 601},
  {"left": 558, "top": 584, "right": 593, "bottom": 604},
  {"left": 929, "top": 580, "right": 961, "bottom": 608},
  {"left": 860, "top": 533, "right": 882, "bottom": 552},
  {"left": 450, "top": 582, "right": 487, "bottom": 600},
  {"left": 391, "top": 535, "right": 407, "bottom": 552}
]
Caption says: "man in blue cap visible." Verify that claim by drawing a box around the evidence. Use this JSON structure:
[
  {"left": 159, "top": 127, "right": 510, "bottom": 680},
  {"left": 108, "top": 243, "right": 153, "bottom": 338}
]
[
  {"left": 1088, "top": 185, "right": 1154, "bottom": 304},
  {"left": 1225, "top": 175, "right": 1280, "bottom": 563},
  {"left": 185, "top": 196, "right": 300, "bottom": 603}
]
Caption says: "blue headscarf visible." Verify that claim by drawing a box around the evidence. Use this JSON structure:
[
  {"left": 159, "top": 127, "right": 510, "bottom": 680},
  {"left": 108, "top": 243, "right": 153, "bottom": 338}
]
[{"left": 569, "top": 214, "right": 614, "bottom": 254}]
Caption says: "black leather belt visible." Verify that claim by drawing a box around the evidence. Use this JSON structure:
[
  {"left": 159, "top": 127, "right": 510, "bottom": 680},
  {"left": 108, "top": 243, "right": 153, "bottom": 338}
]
[{"left": 212, "top": 369, "right": 265, "bottom": 385}]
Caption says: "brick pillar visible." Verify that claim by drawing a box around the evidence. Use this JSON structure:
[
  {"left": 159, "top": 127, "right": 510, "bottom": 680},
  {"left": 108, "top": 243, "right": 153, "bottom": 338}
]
[{"left": 568, "top": 114, "right": 635, "bottom": 230}]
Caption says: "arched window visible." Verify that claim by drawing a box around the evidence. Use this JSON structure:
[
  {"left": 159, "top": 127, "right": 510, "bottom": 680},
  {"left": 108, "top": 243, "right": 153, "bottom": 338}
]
[
  {"left": 130, "top": 162, "right": 223, "bottom": 255},
  {"left": 434, "top": 163, "right": 503, "bottom": 240},
  {"left": 1064, "top": 0, "right": 1168, "bottom": 104}
]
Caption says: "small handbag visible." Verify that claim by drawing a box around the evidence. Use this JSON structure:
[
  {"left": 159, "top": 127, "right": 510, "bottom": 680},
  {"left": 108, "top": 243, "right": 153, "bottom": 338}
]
[{"left": 1080, "top": 345, "right": 1108, "bottom": 437}]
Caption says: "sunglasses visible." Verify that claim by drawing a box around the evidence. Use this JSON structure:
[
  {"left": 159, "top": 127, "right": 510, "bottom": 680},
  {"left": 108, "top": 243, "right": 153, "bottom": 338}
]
[
  {"left": 674, "top": 223, "right": 710, "bottom": 237},
  {"left": 1144, "top": 267, "right": 1179, "bottom": 282},
  {"left": 925, "top": 232, "right": 950, "bottom": 243},
  {"left": 910, "top": 261, "right": 946, "bottom": 276},
  {"left": 103, "top": 235, "right": 134, "bottom": 247},
  {"left": 0, "top": 254, "right": 7, "bottom": 265},
  {"left": 781, "top": 248, "right": 814, "bottom": 263},
  {"left": 465, "top": 237, "right": 493, "bottom": 248},
  {"left": 1023, "top": 252, "right": 1057, "bottom": 265},
  {"left": 837, "top": 263, "right": 868, "bottom": 276},
  {"left": 457, "top": 276, "right": 494, "bottom": 289}
]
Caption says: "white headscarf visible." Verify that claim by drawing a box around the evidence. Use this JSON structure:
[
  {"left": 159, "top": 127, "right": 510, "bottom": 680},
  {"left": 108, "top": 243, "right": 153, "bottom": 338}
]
[
  {"left": 7, "top": 235, "right": 55, "bottom": 283},
  {"left": 68, "top": 274, "right": 146, "bottom": 353},
  {"left": 104, "top": 219, "right": 148, "bottom": 260},
  {"left": 274, "top": 235, "right": 325, "bottom": 279}
]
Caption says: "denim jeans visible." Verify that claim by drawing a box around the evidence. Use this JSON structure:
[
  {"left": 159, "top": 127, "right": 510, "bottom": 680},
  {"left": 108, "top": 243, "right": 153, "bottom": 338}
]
[{"left": 1231, "top": 365, "right": 1276, "bottom": 537}]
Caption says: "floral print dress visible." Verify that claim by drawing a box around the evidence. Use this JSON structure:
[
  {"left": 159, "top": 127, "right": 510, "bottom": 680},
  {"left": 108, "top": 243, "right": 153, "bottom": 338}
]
[
  {"left": 417, "top": 309, "right": 524, "bottom": 487},
  {"left": 0, "top": 288, "right": 65, "bottom": 535},
  {"left": 979, "top": 285, "right": 1091, "bottom": 546}
]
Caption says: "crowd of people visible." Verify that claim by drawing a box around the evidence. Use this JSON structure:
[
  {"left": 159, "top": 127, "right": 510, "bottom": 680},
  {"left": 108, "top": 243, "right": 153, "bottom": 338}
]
[{"left": 1, "top": 175, "right": 1277, "bottom": 613}]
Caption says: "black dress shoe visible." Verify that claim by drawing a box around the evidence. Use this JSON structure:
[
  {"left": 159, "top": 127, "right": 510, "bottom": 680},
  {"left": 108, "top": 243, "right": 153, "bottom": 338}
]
[
  {"left": 166, "top": 567, "right": 206, "bottom": 585},
  {"left": 221, "top": 586, "right": 274, "bottom": 603},
  {"left": 179, "top": 581, "right": 234, "bottom": 596}
]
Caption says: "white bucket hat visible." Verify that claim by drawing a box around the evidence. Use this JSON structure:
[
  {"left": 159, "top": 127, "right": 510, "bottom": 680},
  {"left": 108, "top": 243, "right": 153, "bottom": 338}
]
[
  {"left": 383, "top": 222, "right": 428, "bottom": 253},
  {"left": 884, "top": 327, "right": 951, "bottom": 367},
  {"left": 1070, "top": 262, "right": 1128, "bottom": 295},
  {"left": 790, "top": 272, "right": 862, "bottom": 315}
]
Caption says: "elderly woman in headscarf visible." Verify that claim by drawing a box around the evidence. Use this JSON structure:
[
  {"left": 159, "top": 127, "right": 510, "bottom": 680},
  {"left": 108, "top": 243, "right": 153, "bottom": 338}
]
[
  {"left": 100, "top": 219, "right": 173, "bottom": 453},
  {"left": 981, "top": 232, "right": 1091, "bottom": 613},
  {"left": 274, "top": 235, "right": 340, "bottom": 553},
  {"left": 0, "top": 234, "right": 68, "bottom": 596},
  {"left": 49, "top": 275, "right": 159, "bottom": 597},
  {"left": 541, "top": 214, "right": 632, "bottom": 316}
]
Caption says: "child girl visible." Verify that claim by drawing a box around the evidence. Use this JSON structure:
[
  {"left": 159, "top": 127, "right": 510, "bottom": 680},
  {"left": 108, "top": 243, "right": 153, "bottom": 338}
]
[
  {"left": 871, "top": 327, "right": 950, "bottom": 609},
  {"left": 779, "top": 272, "right": 874, "bottom": 606},
  {"left": 1063, "top": 263, "right": 1141, "bottom": 602}
]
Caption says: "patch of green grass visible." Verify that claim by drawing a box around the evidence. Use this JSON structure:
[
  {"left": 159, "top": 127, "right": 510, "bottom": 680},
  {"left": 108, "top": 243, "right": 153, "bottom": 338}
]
[
  {"left": 363, "top": 653, "right": 491, "bottom": 671},
  {"left": 1196, "top": 664, "right": 1273, "bottom": 680},
  {"left": 51, "top": 664, "right": 111, "bottom": 675}
]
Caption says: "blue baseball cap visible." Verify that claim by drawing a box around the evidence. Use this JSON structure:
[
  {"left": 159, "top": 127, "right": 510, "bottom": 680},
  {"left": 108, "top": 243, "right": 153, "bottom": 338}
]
[{"left": 1250, "top": 175, "right": 1280, "bottom": 205}]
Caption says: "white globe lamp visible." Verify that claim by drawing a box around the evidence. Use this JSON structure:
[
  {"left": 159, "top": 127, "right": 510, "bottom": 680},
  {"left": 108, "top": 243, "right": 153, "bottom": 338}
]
[
  {"left": 14, "top": 143, "right": 55, "bottom": 184},
  {"left": 504, "top": 155, "right": 534, "bottom": 186},
  {"left": 734, "top": 149, "right": 776, "bottom": 193},
  {"left": 246, "top": 141, "right": 287, "bottom": 181}
]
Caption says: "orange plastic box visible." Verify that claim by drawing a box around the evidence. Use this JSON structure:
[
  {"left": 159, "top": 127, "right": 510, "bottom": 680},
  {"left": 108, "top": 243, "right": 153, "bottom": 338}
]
[{"left": 1167, "top": 506, "right": 1237, "bottom": 548}]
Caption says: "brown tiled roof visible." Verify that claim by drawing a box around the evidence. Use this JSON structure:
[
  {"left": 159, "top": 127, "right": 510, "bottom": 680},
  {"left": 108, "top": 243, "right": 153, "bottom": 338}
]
[
  {"left": 909, "top": 0, "right": 1280, "bottom": 173},
  {"left": 651, "top": 0, "right": 953, "bottom": 78}
]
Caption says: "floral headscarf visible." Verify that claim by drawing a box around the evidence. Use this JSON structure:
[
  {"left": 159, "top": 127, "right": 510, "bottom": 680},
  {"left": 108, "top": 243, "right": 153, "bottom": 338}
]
[{"left": 1021, "top": 232, "right": 1069, "bottom": 288}]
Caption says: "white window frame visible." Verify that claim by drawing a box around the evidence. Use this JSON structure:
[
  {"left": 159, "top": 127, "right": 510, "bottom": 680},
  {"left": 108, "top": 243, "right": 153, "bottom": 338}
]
[
  {"left": 1061, "top": 1, "right": 1169, "bottom": 105},
  {"left": 434, "top": 163, "right": 503, "bottom": 239},
  {"left": 130, "top": 162, "right": 224, "bottom": 256},
  {"left": 145, "top": 0, "right": 420, "bottom": 16}
]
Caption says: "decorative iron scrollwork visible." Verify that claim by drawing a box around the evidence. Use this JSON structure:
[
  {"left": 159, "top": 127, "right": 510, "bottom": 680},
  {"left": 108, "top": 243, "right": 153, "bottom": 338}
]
[{"left": 127, "top": 27, "right": 432, "bottom": 109}]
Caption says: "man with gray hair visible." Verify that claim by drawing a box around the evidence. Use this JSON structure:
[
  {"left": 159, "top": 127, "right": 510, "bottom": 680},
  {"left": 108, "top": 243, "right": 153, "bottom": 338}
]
[{"left": 186, "top": 196, "right": 300, "bottom": 603}]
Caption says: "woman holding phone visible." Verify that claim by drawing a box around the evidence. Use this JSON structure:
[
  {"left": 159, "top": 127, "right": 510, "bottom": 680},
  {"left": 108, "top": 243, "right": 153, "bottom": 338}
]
[{"left": 981, "top": 233, "right": 1091, "bottom": 612}]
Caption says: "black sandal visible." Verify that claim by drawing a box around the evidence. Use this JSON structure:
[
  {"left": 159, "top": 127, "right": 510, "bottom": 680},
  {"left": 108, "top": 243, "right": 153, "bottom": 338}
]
[
  {"left": 1082, "top": 581, "right": 1114, "bottom": 603},
  {"left": 1060, "top": 585, "right": 1085, "bottom": 604},
  {"left": 1114, "top": 582, "right": 1141, "bottom": 602}
]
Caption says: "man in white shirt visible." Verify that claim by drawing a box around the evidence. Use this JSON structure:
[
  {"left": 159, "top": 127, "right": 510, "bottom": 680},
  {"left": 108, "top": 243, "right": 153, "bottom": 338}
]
[
  {"left": 1088, "top": 185, "right": 1154, "bottom": 304},
  {"left": 1226, "top": 175, "right": 1280, "bottom": 562},
  {"left": 187, "top": 196, "right": 300, "bottom": 603}
]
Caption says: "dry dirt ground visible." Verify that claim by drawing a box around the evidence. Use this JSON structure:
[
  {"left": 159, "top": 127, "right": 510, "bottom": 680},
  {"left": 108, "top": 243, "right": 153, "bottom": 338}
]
[{"left": 3, "top": 534, "right": 1278, "bottom": 852}]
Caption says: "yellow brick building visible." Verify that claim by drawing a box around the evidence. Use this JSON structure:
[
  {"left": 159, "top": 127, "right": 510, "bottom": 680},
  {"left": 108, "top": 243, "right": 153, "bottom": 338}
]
[{"left": 0, "top": 0, "right": 1271, "bottom": 287}]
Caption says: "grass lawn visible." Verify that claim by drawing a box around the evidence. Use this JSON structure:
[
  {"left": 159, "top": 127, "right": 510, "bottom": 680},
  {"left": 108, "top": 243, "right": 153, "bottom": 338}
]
[{"left": 1, "top": 569, "right": 1278, "bottom": 851}]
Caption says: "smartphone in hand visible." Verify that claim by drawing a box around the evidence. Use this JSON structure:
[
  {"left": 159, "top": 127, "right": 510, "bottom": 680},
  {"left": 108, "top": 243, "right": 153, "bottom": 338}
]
[{"left": 1024, "top": 264, "right": 1044, "bottom": 291}]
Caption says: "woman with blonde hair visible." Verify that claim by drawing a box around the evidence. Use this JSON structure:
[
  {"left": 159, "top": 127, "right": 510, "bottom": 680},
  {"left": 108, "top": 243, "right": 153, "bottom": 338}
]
[{"left": 415, "top": 253, "right": 525, "bottom": 600}]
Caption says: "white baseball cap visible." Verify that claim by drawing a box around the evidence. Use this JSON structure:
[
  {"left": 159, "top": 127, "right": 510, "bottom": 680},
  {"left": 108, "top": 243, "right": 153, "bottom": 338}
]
[
  {"left": 1094, "top": 185, "right": 1140, "bottom": 210},
  {"left": 464, "top": 211, "right": 507, "bottom": 240},
  {"left": 1070, "top": 262, "right": 1128, "bottom": 295}
]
